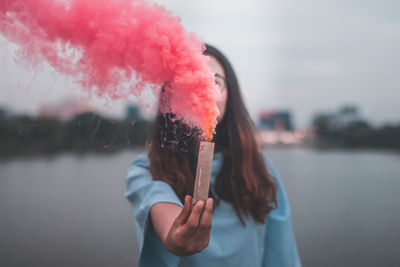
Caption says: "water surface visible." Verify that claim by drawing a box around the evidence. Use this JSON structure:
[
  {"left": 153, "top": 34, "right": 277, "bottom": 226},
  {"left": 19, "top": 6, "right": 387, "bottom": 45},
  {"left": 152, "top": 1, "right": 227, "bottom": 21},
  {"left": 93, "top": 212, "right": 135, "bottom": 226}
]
[{"left": 1, "top": 148, "right": 399, "bottom": 267}]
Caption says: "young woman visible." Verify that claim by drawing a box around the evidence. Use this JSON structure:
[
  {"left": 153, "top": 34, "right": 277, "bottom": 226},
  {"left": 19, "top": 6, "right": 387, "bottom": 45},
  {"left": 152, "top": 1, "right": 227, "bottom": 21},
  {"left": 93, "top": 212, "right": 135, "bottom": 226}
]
[{"left": 125, "top": 44, "right": 301, "bottom": 267}]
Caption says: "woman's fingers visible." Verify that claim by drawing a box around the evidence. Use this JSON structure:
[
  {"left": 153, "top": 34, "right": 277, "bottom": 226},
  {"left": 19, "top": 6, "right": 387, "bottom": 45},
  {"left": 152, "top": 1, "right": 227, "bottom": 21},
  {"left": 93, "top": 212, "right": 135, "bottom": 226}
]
[
  {"left": 174, "top": 195, "right": 192, "bottom": 226},
  {"left": 183, "top": 200, "right": 205, "bottom": 236},
  {"left": 196, "top": 198, "right": 213, "bottom": 240},
  {"left": 188, "top": 198, "right": 213, "bottom": 252},
  {"left": 167, "top": 197, "right": 213, "bottom": 255},
  {"left": 199, "top": 198, "right": 213, "bottom": 230}
]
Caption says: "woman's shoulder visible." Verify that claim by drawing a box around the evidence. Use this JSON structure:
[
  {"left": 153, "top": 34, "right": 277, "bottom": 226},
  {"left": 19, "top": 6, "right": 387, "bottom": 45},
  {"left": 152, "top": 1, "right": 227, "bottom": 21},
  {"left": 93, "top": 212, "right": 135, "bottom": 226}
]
[
  {"left": 128, "top": 153, "right": 150, "bottom": 169},
  {"left": 125, "top": 153, "right": 152, "bottom": 192},
  {"left": 260, "top": 150, "right": 291, "bottom": 217},
  {"left": 260, "top": 151, "right": 278, "bottom": 178}
]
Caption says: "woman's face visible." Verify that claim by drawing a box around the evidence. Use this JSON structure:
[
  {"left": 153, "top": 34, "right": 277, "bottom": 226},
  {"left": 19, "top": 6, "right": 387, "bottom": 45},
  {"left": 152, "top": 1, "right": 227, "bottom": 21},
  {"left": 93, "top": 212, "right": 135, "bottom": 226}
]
[{"left": 208, "top": 56, "right": 228, "bottom": 123}]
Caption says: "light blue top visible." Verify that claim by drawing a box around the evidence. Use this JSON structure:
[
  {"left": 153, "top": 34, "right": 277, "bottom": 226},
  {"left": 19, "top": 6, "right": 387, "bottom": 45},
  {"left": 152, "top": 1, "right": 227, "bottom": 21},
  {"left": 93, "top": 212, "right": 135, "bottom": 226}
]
[{"left": 124, "top": 152, "right": 302, "bottom": 267}]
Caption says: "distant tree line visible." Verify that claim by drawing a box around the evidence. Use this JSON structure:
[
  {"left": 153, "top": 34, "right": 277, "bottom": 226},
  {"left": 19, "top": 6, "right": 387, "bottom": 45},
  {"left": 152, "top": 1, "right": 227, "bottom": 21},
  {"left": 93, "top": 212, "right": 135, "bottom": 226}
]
[
  {"left": 312, "top": 114, "right": 400, "bottom": 149},
  {"left": 1, "top": 107, "right": 399, "bottom": 158},
  {"left": 0, "top": 108, "right": 152, "bottom": 158}
]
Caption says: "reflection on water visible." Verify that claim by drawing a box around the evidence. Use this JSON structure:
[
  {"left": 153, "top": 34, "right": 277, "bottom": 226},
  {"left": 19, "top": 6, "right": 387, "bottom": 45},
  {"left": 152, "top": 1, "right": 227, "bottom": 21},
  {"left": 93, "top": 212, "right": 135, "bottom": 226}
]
[{"left": 1, "top": 149, "right": 399, "bottom": 267}]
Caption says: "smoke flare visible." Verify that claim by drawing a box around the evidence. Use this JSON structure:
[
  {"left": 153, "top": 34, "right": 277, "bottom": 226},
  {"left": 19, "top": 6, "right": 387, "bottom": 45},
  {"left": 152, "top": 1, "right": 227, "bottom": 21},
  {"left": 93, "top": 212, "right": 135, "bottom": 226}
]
[{"left": 0, "top": 0, "right": 219, "bottom": 140}]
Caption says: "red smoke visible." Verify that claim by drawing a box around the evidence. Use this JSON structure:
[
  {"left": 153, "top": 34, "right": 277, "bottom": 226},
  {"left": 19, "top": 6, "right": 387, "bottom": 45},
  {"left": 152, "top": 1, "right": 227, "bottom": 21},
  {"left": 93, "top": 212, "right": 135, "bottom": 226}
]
[{"left": 0, "top": 0, "right": 219, "bottom": 140}]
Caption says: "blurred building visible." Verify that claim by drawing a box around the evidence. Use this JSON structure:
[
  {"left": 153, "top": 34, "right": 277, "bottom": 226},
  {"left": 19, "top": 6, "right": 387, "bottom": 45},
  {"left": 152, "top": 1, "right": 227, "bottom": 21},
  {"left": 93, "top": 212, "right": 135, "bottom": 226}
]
[
  {"left": 257, "top": 110, "right": 309, "bottom": 146},
  {"left": 335, "top": 105, "right": 363, "bottom": 128},
  {"left": 125, "top": 104, "right": 140, "bottom": 121},
  {"left": 259, "top": 110, "right": 294, "bottom": 131},
  {"left": 314, "top": 105, "right": 365, "bottom": 132}
]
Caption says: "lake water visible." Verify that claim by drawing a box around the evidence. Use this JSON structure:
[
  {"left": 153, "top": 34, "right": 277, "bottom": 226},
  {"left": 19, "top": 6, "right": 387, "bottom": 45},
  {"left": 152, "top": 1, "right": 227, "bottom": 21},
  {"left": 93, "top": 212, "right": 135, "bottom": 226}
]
[{"left": 1, "top": 148, "right": 399, "bottom": 267}]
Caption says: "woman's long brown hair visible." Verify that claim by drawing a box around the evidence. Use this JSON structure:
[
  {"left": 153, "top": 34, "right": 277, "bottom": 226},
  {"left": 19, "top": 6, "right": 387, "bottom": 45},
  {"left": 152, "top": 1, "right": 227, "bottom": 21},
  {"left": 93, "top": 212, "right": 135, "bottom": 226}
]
[{"left": 149, "top": 44, "right": 277, "bottom": 225}]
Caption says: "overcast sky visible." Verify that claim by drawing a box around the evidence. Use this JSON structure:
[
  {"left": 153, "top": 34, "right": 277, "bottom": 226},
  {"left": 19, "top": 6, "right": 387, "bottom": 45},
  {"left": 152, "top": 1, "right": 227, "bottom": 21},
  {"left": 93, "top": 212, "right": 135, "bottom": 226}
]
[{"left": 0, "top": 0, "right": 399, "bottom": 127}]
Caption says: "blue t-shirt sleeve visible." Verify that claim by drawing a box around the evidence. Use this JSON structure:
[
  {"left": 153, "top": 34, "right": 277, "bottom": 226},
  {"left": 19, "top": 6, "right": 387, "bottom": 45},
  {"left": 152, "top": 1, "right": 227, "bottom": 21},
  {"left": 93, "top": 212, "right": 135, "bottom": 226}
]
[
  {"left": 262, "top": 153, "right": 302, "bottom": 267},
  {"left": 124, "top": 154, "right": 182, "bottom": 266}
]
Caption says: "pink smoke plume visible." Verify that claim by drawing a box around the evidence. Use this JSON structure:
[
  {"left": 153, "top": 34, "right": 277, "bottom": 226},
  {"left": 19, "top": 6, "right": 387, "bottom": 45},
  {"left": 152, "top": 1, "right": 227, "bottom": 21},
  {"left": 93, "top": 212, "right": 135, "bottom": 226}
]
[{"left": 0, "top": 0, "right": 219, "bottom": 140}]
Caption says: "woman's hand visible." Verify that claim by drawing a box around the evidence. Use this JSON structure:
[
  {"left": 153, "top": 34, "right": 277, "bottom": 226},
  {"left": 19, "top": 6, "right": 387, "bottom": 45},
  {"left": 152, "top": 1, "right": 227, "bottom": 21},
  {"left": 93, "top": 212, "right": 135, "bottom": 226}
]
[{"left": 163, "top": 195, "right": 214, "bottom": 256}]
